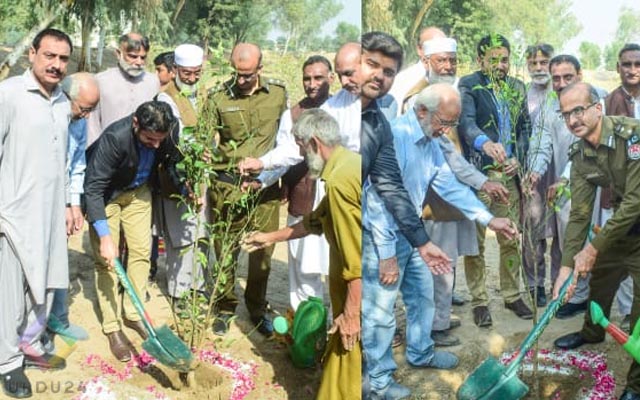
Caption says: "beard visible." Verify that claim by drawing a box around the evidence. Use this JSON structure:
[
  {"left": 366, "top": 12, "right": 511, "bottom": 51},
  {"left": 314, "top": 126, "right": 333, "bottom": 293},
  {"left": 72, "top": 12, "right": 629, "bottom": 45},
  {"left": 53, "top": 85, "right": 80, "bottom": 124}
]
[
  {"left": 118, "top": 57, "right": 145, "bottom": 78},
  {"left": 305, "top": 149, "right": 325, "bottom": 179},
  {"left": 428, "top": 70, "right": 456, "bottom": 85},
  {"left": 176, "top": 75, "right": 198, "bottom": 95},
  {"left": 530, "top": 72, "right": 550, "bottom": 85},
  {"left": 419, "top": 117, "right": 435, "bottom": 139}
]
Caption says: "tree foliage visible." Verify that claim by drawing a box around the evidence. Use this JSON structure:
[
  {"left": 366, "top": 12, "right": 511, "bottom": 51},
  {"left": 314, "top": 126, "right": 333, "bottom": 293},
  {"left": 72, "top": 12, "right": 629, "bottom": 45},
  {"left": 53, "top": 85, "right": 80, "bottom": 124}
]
[
  {"left": 274, "top": 0, "right": 342, "bottom": 55},
  {"left": 579, "top": 41, "right": 601, "bottom": 70},
  {"left": 603, "top": 6, "right": 640, "bottom": 70},
  {"left": 363, "top": 0, "right": 581, "bottom": 67}
]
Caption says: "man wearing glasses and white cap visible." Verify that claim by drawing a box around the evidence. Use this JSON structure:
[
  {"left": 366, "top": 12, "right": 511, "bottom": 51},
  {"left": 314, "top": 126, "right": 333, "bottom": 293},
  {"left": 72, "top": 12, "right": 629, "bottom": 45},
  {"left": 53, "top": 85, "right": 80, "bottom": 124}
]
[{"left": 155, "top": 44, "right": 211, "bottom": 305}]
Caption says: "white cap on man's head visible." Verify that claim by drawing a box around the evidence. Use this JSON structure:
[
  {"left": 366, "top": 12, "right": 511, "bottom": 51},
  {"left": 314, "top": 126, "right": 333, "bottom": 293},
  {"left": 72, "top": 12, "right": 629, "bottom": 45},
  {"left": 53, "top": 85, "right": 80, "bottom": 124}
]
[
  {"left": 423, "top": 38, "right": 457, "bottom": 56},
  {"left": 174, "top": 44, "right": 204, "bottom": 67}
]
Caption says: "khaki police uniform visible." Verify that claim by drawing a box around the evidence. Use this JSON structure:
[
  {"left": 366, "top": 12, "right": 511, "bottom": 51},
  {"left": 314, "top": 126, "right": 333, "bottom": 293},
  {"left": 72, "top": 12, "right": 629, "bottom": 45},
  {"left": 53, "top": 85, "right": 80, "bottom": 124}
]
[
  {"left": 207, "top": 76, "right": 287, "bottom": 319},
  {"left": 565, "top": 116, "right": 640, "bottom": 392}
]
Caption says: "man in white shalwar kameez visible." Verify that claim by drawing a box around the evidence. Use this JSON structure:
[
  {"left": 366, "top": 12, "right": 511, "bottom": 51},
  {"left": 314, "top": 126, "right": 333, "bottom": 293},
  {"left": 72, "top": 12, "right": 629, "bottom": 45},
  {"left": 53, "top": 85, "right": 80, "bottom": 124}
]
[{"left": 0, "top": 28, "right": 73, "bottom": 398}]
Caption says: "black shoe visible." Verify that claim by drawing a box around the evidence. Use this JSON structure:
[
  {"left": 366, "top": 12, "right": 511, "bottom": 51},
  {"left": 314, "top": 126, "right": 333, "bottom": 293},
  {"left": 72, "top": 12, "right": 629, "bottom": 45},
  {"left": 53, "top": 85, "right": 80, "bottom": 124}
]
[
  {"left": 452, "top": 293, "right": 466, "bottom": 306},
  {"left": 432, "top": 330, "right": 461, "bottom": 347},
  {"left": 529, "top": 286, "right": 547, "bottom": 307},
  {"left": 505, "top": 299, "right": 533, "bottom": 320},
  {"left": 472, "top": 306, "right": 492, "bottom": 327},
  {"left": 250, "top": 315, "right": 274, "bottom": 338},
  {"left": 212, "top": 313, "right": 233, "bottom": 336},
  {"left": 620, "top": 388, "right": 640, "bottom": 400},
  {"left": 555, "top": 301, "right": 587, "bottom": 319},
  {"left": 24, "top": 353, "right": 66, "bottom": 371},
  {"left": 1, "top": 367, "right": 31, "bottom": 398},
  {"left": 554, "top": 332, "right": 603, "bottom": 350}
]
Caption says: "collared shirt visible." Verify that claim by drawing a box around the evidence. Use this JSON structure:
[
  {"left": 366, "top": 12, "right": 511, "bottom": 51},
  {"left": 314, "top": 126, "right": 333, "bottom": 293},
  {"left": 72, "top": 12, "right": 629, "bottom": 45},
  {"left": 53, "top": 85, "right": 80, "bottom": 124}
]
[
  {"left": 92, "top": 137, "right": 156, "bottom": 237},
  {"left": 87, "top": 67, "right": 159, "bottom": 147},
  {"left": 363, "top": 109, "right": 493, "bottom": 259},
  {"left": 303, "top": 146, "right": 361, "bottom": 283},
  {"left": 321, "top": 88, "right": 361, "bottom": 151},
  {"left": 67, "top": 118, "right": 87, "bottom": 205},
  {"left": 622, "top": 86, "right": 640, "bottom": 118},
  {"left": 563, "top": 116, "right": 640, "bottom": 266},
  {"left": 0, "top": 69, "right": 71, "bottom": 301}
]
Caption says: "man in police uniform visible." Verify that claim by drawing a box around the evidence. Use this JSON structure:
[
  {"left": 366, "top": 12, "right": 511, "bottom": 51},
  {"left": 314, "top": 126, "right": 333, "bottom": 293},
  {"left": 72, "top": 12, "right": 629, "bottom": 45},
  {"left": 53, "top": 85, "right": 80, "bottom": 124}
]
[
  {"left": 208, "top": 43, "right": 287, "bottom": 337},
  {"left": 552, "top": 82, "right": 640, "bottom": 400}
]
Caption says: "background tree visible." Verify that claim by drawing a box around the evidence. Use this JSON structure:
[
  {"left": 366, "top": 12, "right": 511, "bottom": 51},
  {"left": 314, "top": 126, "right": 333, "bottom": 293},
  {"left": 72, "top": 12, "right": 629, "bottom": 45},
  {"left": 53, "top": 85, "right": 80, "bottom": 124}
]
[
  {"left": 334, "top": 21, "right": 360, "bottom": 49},
  {"left": 604, "top": 6, "right": 640, "bottom": 70},
  {"left": 579, "top": 41, "right": 601, "bottom": 70},
  {"left": 274, "top": 0, "right": 342, "bottom": 55}
]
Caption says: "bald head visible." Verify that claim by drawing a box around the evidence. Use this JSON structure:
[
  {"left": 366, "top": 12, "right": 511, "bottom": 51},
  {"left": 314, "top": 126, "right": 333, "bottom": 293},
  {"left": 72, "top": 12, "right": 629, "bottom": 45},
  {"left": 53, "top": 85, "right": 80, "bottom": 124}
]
[
  {"left": 414, "top": 83, "right": 461, "bottom": 137},
  {"left": 230, "top": 43, "right": 263, "bottom": 95},
  {"left": 61, "top": 72, "right": 100, "bottom": 120},
  {"left": 558, "top": 81, "right": 598, "bottom": 104},
  {"left": 417, "top": 27, "right": 446, "bottom": 57},
  {"left": 231, "top": 43, "right": 262, "bottom": 68},
  {"left": 335, "top": 42, "right": 361, "bottom": 94}
]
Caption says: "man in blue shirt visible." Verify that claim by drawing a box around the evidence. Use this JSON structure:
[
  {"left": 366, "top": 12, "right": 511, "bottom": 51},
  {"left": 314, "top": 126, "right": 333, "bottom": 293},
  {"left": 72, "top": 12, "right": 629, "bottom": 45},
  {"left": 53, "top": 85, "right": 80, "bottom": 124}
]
[
  {"left": 84, "top": 101, "right": 176, "bottom": 362},
  {"left": 362, "top": 83, "right": 517, "bottom": 399},
  {"left": 44, "top": 73, "right": 100, "bottom": 350}
]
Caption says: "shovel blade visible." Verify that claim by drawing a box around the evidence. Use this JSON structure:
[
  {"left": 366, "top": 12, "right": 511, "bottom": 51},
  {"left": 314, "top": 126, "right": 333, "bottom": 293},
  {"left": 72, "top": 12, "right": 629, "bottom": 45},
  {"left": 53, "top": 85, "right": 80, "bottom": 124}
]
[
  {"left": 142, "top": 325, "right": 194, "bottom": 372},
  {"left": 479, "top": 375, "right": 528, "bottom": 400},
  {"left": 457, "top": 357, "right": 506, "bottom": 400}
]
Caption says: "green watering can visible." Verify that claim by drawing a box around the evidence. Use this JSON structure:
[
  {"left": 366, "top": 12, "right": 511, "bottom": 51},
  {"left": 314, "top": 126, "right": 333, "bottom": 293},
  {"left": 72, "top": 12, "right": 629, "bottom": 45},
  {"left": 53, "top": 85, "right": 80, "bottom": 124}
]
[
  {"left": 274, "top": 296, "right": 327, "bottom": 368},
  {"left": 591, "top": 301, "right": 640, "bottom": 363},
  {"left": 457, "top": 272, "right": 574, "bottom": 400},
  {"left": 114, "top": 259, "right": 194, "bottom": 372}
]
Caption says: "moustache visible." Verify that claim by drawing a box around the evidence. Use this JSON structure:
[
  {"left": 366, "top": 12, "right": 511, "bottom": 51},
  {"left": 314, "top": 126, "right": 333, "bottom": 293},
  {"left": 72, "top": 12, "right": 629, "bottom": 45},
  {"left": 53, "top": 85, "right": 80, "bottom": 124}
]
[{"left": 45, "top": 68, "right": 62, "bottom": 77}]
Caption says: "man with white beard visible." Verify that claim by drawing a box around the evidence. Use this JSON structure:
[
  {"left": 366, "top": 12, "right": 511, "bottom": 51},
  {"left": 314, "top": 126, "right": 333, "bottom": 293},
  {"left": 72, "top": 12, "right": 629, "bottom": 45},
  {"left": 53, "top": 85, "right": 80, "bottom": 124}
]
[
  {"left": 522, "top": 43, "right": 560, "bottom": 309},
  {"left": 155, "top": 44, "right": 210, "bottom": 303},
  {"left": 87, "top": 33, "right": 159, "bottom": 146},
  {"left": 400, "top": 37, "right": 458, "bottom": 113}
]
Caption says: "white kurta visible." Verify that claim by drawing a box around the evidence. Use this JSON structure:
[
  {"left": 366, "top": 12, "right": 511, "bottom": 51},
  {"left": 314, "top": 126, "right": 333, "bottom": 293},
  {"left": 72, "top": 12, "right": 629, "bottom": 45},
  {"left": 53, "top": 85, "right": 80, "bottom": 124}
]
[
  {"left": 321, "top": 89, "right": 361, "bottom": 152},
  {"left": 0, "top": 70, "right": 70, "bottom": 304}
]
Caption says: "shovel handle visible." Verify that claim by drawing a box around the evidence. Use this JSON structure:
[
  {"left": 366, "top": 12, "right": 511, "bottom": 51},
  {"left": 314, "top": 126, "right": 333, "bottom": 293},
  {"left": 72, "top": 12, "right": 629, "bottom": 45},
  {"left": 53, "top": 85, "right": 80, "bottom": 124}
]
[
  {"left": 113, "top": 259, "right": 157, "bottom": 339},
  {"left": 505, "top": 271, "right": 574, "bottom": 376}
]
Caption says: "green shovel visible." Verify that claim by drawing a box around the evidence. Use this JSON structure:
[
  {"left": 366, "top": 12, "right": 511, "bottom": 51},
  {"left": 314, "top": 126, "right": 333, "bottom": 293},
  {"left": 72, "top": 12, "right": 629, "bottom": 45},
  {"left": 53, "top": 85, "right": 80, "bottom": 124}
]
[
  {"left": 456, "top": 271, "right": 574, "bottom": 400},
  {"left": 113, "top": 258, "right": 194, "bottom": 372}
]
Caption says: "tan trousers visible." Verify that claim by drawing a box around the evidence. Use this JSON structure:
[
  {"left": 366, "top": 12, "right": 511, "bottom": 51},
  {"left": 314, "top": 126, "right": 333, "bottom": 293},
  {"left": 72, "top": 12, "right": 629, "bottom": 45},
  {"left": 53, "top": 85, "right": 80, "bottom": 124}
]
[
  {"left": 464, "top": 172, "right": 522, "bottom": 307},
  {"left": 90, "top": 185, "right": 152, "bottom": 334}
]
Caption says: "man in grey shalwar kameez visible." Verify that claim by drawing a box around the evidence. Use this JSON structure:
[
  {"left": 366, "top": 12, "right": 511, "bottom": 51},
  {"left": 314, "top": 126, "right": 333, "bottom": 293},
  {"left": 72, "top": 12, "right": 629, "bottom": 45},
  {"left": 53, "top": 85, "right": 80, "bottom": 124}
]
[{"left": 0, "top": 28, "right": 73, "bottom": 398}]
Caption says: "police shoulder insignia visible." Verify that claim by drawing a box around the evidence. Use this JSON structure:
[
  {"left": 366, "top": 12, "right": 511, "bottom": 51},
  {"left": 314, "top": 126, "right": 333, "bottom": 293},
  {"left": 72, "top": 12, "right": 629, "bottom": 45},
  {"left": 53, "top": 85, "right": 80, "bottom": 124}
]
[
  {"left": 267, "top": 78, "right": 286, "bottom": 88},
  {"left": 568, "top": 141, "right": 581, "bottom": 159},
  {"left": 628, "top": 138, "right": 640, "bottom": 160}
]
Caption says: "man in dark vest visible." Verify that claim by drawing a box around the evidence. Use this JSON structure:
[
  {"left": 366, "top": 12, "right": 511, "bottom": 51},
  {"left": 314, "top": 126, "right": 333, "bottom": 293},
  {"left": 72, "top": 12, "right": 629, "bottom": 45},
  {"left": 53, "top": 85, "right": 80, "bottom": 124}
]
[
  {"left": 238, "top": 55, "right": 334, "bottom": 311},
  {"left": 156, "top": 44, "right": 209, "bottom": 304}
]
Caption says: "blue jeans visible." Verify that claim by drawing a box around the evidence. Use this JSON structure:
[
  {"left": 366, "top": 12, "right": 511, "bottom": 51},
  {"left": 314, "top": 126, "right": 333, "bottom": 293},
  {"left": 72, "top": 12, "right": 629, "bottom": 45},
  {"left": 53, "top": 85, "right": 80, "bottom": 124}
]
[
  {"left": 49, "top": 288, "right": 69, "bottom": 329},
  {"left": 362, "top": 230, "right": 435, "bottom": 391}
]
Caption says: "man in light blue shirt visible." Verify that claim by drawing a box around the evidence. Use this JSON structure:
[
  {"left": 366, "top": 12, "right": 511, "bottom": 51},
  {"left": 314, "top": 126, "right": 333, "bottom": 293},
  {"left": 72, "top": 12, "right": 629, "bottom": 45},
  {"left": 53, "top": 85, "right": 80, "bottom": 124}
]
[
  {"left": 45, "top": 73, "right": 100, "bottom": 350},
  {"left": 361, "top": 83, "right": 517, "bottom": 399}
]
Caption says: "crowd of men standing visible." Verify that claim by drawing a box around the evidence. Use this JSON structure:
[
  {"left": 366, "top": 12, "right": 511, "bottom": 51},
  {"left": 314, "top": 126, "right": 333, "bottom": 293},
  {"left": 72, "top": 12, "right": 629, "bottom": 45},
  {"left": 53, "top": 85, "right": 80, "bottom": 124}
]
[{"left": 1, "top": 22, "right": 640, "bottom": 400}]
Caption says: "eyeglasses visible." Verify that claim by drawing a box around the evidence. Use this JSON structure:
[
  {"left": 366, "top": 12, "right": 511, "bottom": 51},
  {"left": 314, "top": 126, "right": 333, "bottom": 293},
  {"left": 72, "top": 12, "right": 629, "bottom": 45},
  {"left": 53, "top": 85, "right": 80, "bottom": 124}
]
[
  {"left": 558, "top": 102, "right": 597, "bottom": 122},
  {"left": 432, "top": 113, "right": 459, "bottom": 128},
  {"left": 233, "top": 71, "right": 258, "bottom": 81}
]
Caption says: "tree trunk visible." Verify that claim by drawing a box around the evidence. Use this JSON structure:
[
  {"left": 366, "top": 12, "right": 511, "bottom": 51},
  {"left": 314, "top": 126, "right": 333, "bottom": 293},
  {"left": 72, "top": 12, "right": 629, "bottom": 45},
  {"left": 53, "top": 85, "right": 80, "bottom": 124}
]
[
  {"left": 78, "top": 4, "right": 94, "bottom": 72},
  {"left": 0, "top": 1, "right": 69, "bottom": 81},
  {"left": 281, "top": 28, "right": 293, "bottom": 56},
  {"left": 410, "top": 0, "right": 434, "bottom": 42},
  {"left": 96, "top": 23, "right": 106, "bottom": 70},
  {"left": 172, "top": 0, "right": 187, "bottom": 25}
]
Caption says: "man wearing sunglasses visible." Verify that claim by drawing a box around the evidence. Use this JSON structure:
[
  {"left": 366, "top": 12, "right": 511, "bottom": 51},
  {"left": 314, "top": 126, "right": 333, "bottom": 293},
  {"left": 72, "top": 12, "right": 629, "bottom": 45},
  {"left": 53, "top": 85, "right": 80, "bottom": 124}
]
[
  {"left": 458, "top": 34, "right": 533, "bottom": 327},
  {"left": 551, "top": 81, "right": 640, "bottom": 400},
  {"left": 207, "top": 43, "right": 287, "bottom": 337}
]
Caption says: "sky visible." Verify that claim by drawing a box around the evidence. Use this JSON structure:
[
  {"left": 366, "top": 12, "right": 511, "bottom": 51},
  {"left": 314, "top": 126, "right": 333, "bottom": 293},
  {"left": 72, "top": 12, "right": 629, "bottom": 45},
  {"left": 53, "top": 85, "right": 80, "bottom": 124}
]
[
  {"left": 562, "top": 0, "right": 640, "bottom": 54},
  {"left": 268, "top": 0, "right": 361, "bottom": 40}
]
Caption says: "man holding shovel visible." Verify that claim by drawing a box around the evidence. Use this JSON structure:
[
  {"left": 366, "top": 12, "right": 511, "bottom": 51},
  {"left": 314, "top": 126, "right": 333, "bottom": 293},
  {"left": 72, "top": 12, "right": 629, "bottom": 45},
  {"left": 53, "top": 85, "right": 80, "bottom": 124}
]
[
  {"left": 85, "top": 101, "right": 176, "bottom": 362},
  {"left": 552, "top": 82, "right": 640, "bottom": 400}
]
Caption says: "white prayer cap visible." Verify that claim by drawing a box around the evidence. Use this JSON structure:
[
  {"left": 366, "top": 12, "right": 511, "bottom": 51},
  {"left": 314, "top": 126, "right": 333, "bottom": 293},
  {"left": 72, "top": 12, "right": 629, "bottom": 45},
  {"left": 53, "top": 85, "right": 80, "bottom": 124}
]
[
  {"left": 423, "top": 38, "right": 457, "bottom": 56},
  {"left": 174, "top": 44, "right": 204, "bottom": 67}
]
